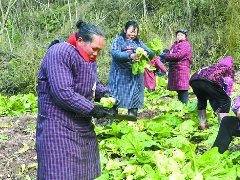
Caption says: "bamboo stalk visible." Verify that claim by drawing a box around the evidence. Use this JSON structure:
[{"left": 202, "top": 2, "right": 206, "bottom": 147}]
[
  {"left": 0, "top": 0, "right": 18, "bottom": 34},
  {"left": 143, "top": 0, "right": 147, "bottom": 18},
  {"left": 68, "top": 0, "right": 73, "bottom": 30},
  {"left": 75, "top": 0, "right": 78, "bottom": 21},
  {"left": 5, "top": 28, "right": 13, "bottom": 53}
]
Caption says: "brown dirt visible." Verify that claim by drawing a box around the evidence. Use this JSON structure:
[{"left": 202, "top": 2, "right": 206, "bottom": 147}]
[{"left": 0, "top": 114, "right": 37, "bottom": 179}]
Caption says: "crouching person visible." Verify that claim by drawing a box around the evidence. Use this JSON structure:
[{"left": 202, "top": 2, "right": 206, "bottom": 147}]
[
  {"left": 189, "top": 56, "right": 235, "bottom": 129},
  {"left": 212, "top": 95, "right": 240, "bottom": 153}
]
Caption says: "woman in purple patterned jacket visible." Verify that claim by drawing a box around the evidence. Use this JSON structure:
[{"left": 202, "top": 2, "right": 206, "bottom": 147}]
[
  {"left": 160, "top": 29, "right": 192, "bottom": 105},
  {"left": 36, "top": 20, "right": 115, "bottom": 180},
  {"left": 190, "top": 56, "right": 235, "bottom": 130},
  {"left": 213, "top": 95, "right": 240, "bottom": 153}
]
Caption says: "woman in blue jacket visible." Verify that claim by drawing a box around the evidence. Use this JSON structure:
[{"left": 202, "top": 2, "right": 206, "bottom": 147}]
[{"left": 108, "top": 20, "right": 154, "bottom": 116}]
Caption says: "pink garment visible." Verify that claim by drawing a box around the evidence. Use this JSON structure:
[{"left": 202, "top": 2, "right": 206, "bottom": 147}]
[
  {"left": 165, "top": 39, "right": 192, "bottom": 91},
  {"left": 218, "top": 56, "right": 234, "bottom": 96},
  {"left": 218, "top": 56, "right": 233, "bottom": 68},
  {"left": 144, "top": 56, "right": 167, "bottom": 89}
]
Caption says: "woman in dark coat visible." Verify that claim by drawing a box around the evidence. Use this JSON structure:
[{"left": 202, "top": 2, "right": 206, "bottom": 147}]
[
  {"left": 36, "top": 20, "right": 114, "bottom": 180},
  {"left": 108, "top": 20, "right": 154, "bottom": 116},
  {"left": 160, "top": 29, "right": 192, "bottom": 105}
]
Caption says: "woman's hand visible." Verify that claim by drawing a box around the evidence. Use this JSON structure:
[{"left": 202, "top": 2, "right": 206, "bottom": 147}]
[
  {"left": 143, "top": 50, "right": 148, "bottom": 57},
  {"left": 130, "top": 53, "right": 140, "bottom": 61},
  {"left": 130, "top": 50, "right": 148, "bottom": 61}
]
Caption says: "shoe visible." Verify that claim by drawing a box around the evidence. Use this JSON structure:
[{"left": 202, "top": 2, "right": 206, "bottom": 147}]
[
  {"left": 148, "top": 89, "right": 155, "bottom": 93},
  {"left": 128, "top": 108, "right": 138, "bottom": 117},
  {"left": 198, "top": 124, "right": 209, "bottom": 130}
]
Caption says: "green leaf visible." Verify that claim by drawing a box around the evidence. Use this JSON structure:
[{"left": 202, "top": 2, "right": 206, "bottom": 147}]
[
  {"left": 120, "top": 131, "right": 158, "bottom": 156},
  {"left": 174, "top": 120, "right": 196, "bottom": 136},
  {"left": 0, "top": 135, "right": 9, "bottom": 140}
]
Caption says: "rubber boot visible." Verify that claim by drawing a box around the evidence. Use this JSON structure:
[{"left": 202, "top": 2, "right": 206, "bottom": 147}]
[
  {"left": 218, "top": 113, "right": 228, "bottom": 126},
  {"left": 198, "top": 110, "right": 209, "bottom": 130},
  {"left": 177, "top": 90, "right": 188, "bottom": 105},
  {"left": 128, "top": 108, "right": 138, "bottom": 117}
]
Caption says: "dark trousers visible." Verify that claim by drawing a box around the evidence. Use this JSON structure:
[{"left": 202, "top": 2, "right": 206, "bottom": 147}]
[
  {"left": 177, "top": 90, "right": 188, "bottom": 105},
  {"left": 212, "top": 116, "right": 240, "bottom": 153},
  {"left": 190, "top": 80, "right": 231, "bottom": 112}
]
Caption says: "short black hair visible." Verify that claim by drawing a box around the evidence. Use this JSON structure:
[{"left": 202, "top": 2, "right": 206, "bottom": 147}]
[
  {"left": 176, "top": 29, "right": 188, "bottom": 36},
  {"left": 124, "top": 20, "right": 139, "bottom": 32}
]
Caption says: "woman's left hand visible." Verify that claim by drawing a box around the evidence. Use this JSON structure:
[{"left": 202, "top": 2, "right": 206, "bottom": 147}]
[{"left": 143, "top": 51, "right": 148, "bottom": 57}]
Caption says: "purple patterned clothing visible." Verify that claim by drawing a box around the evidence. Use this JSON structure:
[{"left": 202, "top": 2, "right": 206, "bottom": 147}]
[
  {"left": 232, "top": 95, "right": 240, "bottom": 114},
  {"left": 190, "top": 56, "right": 234, "bottom": 93},
  {"left": 36, "top": 42, "right": 107, "bottom": 180},
  {"left": 222, "top": 77, "right": 233, "bottom": 96},
  {"left": 165, "top": 39, "right": 192, "bottom": 91},
  {"left": 232, "top": 95, "right": 240, "bottom": 130}
]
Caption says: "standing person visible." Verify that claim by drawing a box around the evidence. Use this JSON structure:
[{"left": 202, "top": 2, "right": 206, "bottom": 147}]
[
  {"left": 144, "top": 56, "right": 167, "bottom": 92},
  {"left": 160, "top": 29, "right": 192, "bottom": 105},
  {"left": 212, "top": 95, "right": 240, "bottom": 153},
  {"left": 36, "top": 20, "right": 115, "bottom": 180},
  {"left": 108, "top": 20, "right": 154, "bottom": 116},
  {"left": 190, "top": 56, "right": 235, "bottom": 130}
]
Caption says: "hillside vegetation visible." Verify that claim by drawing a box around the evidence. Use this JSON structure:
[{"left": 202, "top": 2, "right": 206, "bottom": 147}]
[{"left": 0, "top": 0, "right": 239, "bottom": 95}]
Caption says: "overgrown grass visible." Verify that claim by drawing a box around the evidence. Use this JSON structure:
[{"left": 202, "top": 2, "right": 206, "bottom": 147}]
[{"left": 0, "top": 0, "right": 239, "bottom": 95}]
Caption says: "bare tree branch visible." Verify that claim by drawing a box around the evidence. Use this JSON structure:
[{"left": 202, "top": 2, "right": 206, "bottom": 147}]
[
  {"left": 5, "top": 27, "right": 13, "bottom": 52},
  {"left": 68, "top": 0, "right": 73, "bottom": 30},
  {"left": 32, "top": 0, "right": 48, "bottom": 7},
  {"left": 75, "top": 0, "right": 78, "bottom": 21},
  {"left": 0, "top": 0, "right": 18, "bottom": 34}
]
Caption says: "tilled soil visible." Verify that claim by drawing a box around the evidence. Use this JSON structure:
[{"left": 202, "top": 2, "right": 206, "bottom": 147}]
[{"left": 0, "top": 114, "right": 37, "bottom": 179}]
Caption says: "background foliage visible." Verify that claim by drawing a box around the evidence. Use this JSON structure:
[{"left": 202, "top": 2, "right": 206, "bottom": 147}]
[{"left": 0, "top": 0, "right": 239, "bottom": 95}]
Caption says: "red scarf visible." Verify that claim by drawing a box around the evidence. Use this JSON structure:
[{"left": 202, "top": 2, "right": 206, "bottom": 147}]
[{"left": 66, "top": 32, "right": 96, "bottom": 62}]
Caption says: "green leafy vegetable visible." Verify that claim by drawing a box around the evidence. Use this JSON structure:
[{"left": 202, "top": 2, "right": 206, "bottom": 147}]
[
  {"left": 99, "top": 97, "right": 116, "bottom": 108},
  {"left": 132, "top": 47, "right": 150, "bottom": 75}
]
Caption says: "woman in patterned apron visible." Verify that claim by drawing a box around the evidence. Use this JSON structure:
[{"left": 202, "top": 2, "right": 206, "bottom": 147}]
[
  {"left": 36, "top": 20, "right": 114, "bottom": 180},
  {"left": 108, "top": 20, "right": 154, "bottom": 116},
  {"left": 160, "top": 29, "right": 192, "bottom": 105}
]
